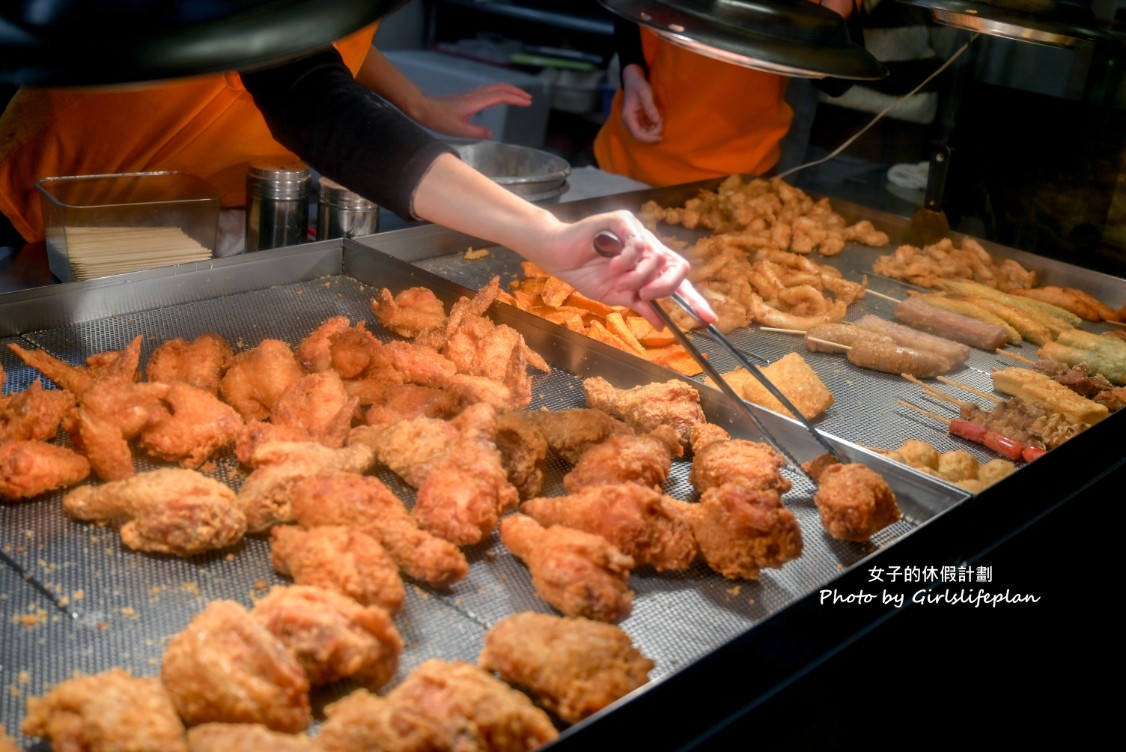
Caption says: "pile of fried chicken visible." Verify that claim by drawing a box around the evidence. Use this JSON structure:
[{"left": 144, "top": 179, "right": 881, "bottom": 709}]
[{"left": 6, "top": 276, "right": 899, "bottom": 750}]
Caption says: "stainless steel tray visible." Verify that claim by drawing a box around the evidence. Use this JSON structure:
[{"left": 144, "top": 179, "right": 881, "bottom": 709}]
[{"left": 0, "top": 237, "right": 961, "bottom": 747}]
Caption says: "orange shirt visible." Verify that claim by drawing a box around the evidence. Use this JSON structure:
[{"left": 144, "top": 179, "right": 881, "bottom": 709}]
[
  {"left": 0, "top": 24, "right": 378, "bottom": 243},
  {"left": 594, "top": 29, "right": 793, "bottom": 187}
]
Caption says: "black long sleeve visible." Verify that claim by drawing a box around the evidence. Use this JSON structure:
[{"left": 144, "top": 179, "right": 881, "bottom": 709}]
[
  {"left": 613, "top": 17, "right": 647, "bottom": 84},
  {"left": 240, "top": 47, "right": 455, "bottom": 220}
]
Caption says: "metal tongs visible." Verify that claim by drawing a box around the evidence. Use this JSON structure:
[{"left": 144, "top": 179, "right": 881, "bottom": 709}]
[{"left": 594, "top": 230, "right": 846, "bottom": 472}]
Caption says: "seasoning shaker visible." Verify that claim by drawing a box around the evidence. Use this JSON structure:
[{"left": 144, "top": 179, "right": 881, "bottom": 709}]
[
  {"left": 245, "top": 158, "right": 310, "bottom": 252},
  {"left": 317, "top": 177, "right": 378, "bottom": 240}
]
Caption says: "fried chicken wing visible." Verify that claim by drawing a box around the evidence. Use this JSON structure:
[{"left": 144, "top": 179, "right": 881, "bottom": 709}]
[
  {"left": 563, "top": 428, "right": 680, "bottom": 493},
  {"left": 186, "top": 723, "right": 316, "bottom": 752},
  {"left": 521, "top": 483, "right": 697, "bottom": 572},
  {"left": 269, "top": 525, "right": 405, "bottom": 614},
  {"left": 509, "top": 408, "right": 632, "bottom": 464},
  {"left": 161, "top": 600, "right": 311, "bottom": 732},
  {"left": 495, "top": 411, "right": 548, "bottom": 500},
  {"left": 289, "top": 471, "right": 469, "bottom": 588},
  {"left": 348, "top": 414, "right": 459, "bottom": 487},
  {"left": 63, "top": 468, "right": 246, "bottom": 556},
  {"left": 500, "top": 514, "right": 635, "bottom": 623},
  {"left": 317, "top": 661, "right": 558, "bottom": 752},
  {"left": 691, "top": 439, "right": 792, "bottom": 495},
  {"left": 0, "top": 439, "right": 90, "bottom": 501},
  {"left": 146, "top": 333, "right": 233, "bottom": 393},
  {"left": 219, "top": 339, "right": 304, "bottom": 421},
  {"left": 0, "top": 378, "right": 74, "bottom": 443},
  {"left": 251, "top": 584, "right": 403, "bottom": 689},
  {"left": 363, "top": 383, "right": 460, "bottom": 427},
  {"left": 21, "top": 668, "right": 188, "bottom": 752},
  {"left": 269, "top": 371, "right": 358, "bottom": 448},
  {"left": 479, "top": 612, "right": 654, "bottom": 725},
  {"left": 295, "top": 315, "right": 352, "bottom": 372},
  {"left": 582, "top": 377, "right": 706, "bottom": 448},
  {"left": 138, "top": 382, "right": 244, "bottom": 468},
  {"left": 809, "top": 462, "right": 901, "bottom": 541},
  {"left": 673, "top": 483, "right": 803, "bottom": 579},
  {"left": 371, "top": 286, "right": 447, "bottom": 338}
]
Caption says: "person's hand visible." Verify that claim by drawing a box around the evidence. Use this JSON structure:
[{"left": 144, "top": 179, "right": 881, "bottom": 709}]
[
  {"left": 619, "top": 64, "right": 662, "bottom": 143},
  {"left": 417, "top": 83, "right": 533, "bottom": 139},
  {"left": 537, "top": 210, "right": 716, "bottom": 330}
]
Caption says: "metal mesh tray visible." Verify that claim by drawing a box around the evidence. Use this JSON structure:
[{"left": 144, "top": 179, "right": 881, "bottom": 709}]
[{"left": 0, "top": 240, "right": 959, "bottom": 746}]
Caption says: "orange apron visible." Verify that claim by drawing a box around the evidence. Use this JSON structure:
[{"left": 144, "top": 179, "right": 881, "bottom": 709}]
[
  {"left": 0, "top": 24, "right": 378, "bottom": 242},
  {"left": 594, "top": 29, "right": 793, "bottom": 187}
]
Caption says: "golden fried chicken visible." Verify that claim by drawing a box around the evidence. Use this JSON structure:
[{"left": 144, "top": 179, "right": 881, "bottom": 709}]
[
  {"left": 247, "top": 438, "right": 376, "bottom": 471},
  {"left": 65, "top": 407, "right": 136, "bottom": 481},
  {"left": 251, "top": 584, "right": 403, "bottom": 689},
  {"left": 563, "top": 427, "right": 680, "bottom": 493},
  {"left": 269, "top": 525, "right": 405, "bottom": 614},
  {"left": 509, "top": 407, "right": 632, "bottom": 464},
  {"left": 809, "top": 462, "right": 901, "bottom": 541},
  {"left": 138, "top": 382, "right": 244, "bottom": 468},
  {"left": 269, "top": 371, "right": 358, "bottom": 448},
  {"left": 521, "top": 483, "right": 697, "bottom": 572},
  {"left": 21, "top": 668, "right": 188, "bottom": 752},
  {"left": 0, "top": 439, "right": 90, "bottom": 501},
  {"left": 0, "top": 378, "right": 74, "bottom": 443},
  {"left": 219, "top": 339, "right": 304, "bottom": 421},
  {"left": 347, "top": 414, "right": 458, "bottom": 488},
  {"left": 289, "top": 470, "right": 469, "bottom": 588},
  {"left": 500, "top": 514, "right": 635, "bottom": 623},
  {"left": 186, "top": 723, "right": 317, "bottom": 752},
  {"left": 371, "top": 286, "right": 447, "bottom": 338},
  {"left": 63, "top": 468, "right": 246, "bottom": 556},
  {"left": 8, "top": 341, "right": 97, "bottom": 394},
  {"left": 672, "top": 483, "right": 802, "bottom": 579},
  {"left": 295, "top": 315, "right": 353, "bottom": 372},
  {"left": 364, "top": 383, "right": 460, "bottom": 427},
  {"left": 146, "top": 333, "right": 234, "bottom": 394},
  {"left": 582, "top": 376, "right": 706, "bottom": 448},
  {"left": 689, "top": 421, "right": 730, "bottom": 454},
  {"left": 495, "top": 411, "right": 548, "bottom": 499},
  {"left": 479, "top": 612, "right": 654, "bottom": 725},
  {"left": 0, "top": 728, "right": 19, "bottom": 752},
  {"left": 691, "top": 438, "right": 792, "bottom": 495},
  {"left": 161, "top": 599, "right": 311, "bottom": 732},
  {"left": 317, "top": 661, "right": 558, "bottom": 752}
]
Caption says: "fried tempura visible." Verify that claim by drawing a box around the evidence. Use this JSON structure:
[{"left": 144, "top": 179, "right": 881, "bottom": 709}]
[
  {"left": 583, "top": 376, "right": 705, "bottom": 448},
  {"left": 522, "top": 483, "right": 697, "bottom": 572},
  {"left": 500, "top": 514, "right": 635, "bottom": 623},
  {"left": 479, "top": 612, "right": 654, "bottom": 725},
  {"left": 63, "top": 468, "right": 246, "bottom": 556},
  {"left": 22, "top": 668, "right": 187, "bottom": 752},
  {"left": 161, "top": 600, "right": 311, "bottom": 732},
  {"left": 251, "top": 585, "right": 403, "bottom": 689},
  {"left": 269, "top": 525, "right": 405, "bottom": 614}
]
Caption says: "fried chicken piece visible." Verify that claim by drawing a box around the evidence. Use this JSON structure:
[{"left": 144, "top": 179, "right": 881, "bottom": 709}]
[
  {"left": 500, "top": 514, "right": 635, "bottom": 623},
  {"left": 689, "top": 421, "right": 730, "bottom": 454},
  {"left": 317, "top": 661, "right": 558, "bottom": 752},
  {"left": 673, "top": 483, "right": 802, "bottom": 579},
  {"left": 295, "top": 315, "right": 352, "bottom": 372},
  {"left": 563, "top": 427, "right": 680, "bottom": 493},
  {"left": 412, "top": 403, "right": 519, "bottom": 546},
  {"left": 0, "top": 378, "right": 74, "bottom": 442},
  {"left": 691, "top": 439, "right": 792, "bottom": 495},
  {"left": 236, "top": 441, "right": 376, "bottom": 531},
  {"left": 234, "top": 419, "right": 317, "bottom": 465},
  {"left": 186, "top": 723, "right": 316, "bottom": 752},
  {"left": 65, "top": 407, "right": 135, "bottom": 481},
  {"left": 0, "top": 439, "right": 90, "bottom": 501},
  {"left": 479, "top": 612, "right": 654, "bottom": 725},
  {"left": 0, "top": 729, "right": 18, "bottom": 752},
  {"left": 63, "top": 468, "right": 246, "bottom": 556},
  {"left": 495, "top": 411, "right": 548, "bottom": 499},
  {"left": 8, "top": 341, "right": 97, "bottom": 394},
  {"left": 138, "top": 382, "right": 244, "bottom": 468},
  {"left": 269, "top": 525, "right": 405, "bottom": 614},
  {"left": 348, "top": 415, "right": 459, "bottom": 487},
  {"left": 522, "top": 483, "right": 697, "bottom": 572},
  {"left": 289, "top": 471, "right": 469, "bottom": 588},
  {"left": 363, "top": 383, "right": 461, "bottom": 427},
  {"left": 21, "top": 668, "right": 188, "bottom": 752},
  {"left": 810, "top": 462, "right": 901, "bottom": 542},
  {"left": 270, "top": 371, "right": 358, "bottom": 448},
  {"left": 162, "top": 600, "right": 311, "bottom": 732},
  {"left": 251, "top": 585, "right": 403, "bottom": 689},
  {"left": 146, "top": 333, "right": 234, "bottom": 393},
  {"left": 510, "top": 407, "right": 633, "bottom": 464},
  {"left": 583, "top": 376, "right": 706, "bottom": 448},
  {"left": 371, "top": 286, "right": 447, "bottom": 338},
  {"left": 219, "top": 339, "right": 304, "bottom": 421}
]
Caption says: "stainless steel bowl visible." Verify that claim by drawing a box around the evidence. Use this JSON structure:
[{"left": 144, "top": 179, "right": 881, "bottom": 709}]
[{"left": 452, "top": 141, "right": 571, "bottom": 203}]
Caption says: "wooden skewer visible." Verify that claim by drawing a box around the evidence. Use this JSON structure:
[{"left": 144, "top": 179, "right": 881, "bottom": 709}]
[
  {"left": 895, "top": 398, "right": 951, "bottom": 426},
  {"left": 807, "top": 336, "right": 850, "bottom": 351},
  {"left": 935, "top": 375, "right": 1002, "bottom": 404},
  {"left": 996, "top": 348, "right": 1036, "bottom": 365},
  {"left": 902, "top": 373, "right": 965, "bottom": 408},
  {"left": 1104, "top": 319, "right": 1126, "bottom": 327},
  {"left": 864, "top": 288, "right": 902, "bottom": 304},
  {"left": 758, "top": 326, "right": 804, "bottom": 335}
]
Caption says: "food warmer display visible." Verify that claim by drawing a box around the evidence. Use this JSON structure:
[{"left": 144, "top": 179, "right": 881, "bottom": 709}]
[{"left": 1, "top": 180, "right": 1122, "bottom": 749}]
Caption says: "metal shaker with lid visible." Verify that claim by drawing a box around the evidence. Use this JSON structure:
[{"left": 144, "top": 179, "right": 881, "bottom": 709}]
[
  {"left": 245, "top": 158, "right": 310, "bottom": 252},
  {"left": 317, "top": 177, "right": 378, "bottom": 240}
]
